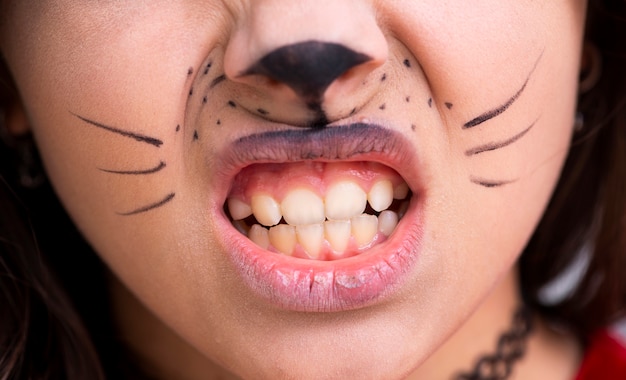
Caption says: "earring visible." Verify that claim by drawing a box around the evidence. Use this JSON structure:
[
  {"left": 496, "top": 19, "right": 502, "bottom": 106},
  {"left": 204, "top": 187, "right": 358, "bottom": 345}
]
[
  {"left": 574, "top": 111, "right": 585, "bottom": 134},
  {"left": 0, "top": 108, "right": 45, "bottom": 189}
]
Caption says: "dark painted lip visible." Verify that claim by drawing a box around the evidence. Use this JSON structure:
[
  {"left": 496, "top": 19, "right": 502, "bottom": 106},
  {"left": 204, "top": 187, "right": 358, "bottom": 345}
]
[{"left": 211, "top": 123, "right": 425, "bottom": 312}]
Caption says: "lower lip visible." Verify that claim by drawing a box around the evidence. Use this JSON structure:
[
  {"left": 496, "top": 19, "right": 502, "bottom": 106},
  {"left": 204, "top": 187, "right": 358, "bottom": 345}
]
[{"left": 217, "top": 197, "right": 424, "bottom": 312}]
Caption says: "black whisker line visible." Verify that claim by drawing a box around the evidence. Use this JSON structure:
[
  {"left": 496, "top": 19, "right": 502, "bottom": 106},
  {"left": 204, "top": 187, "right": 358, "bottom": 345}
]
[
  {"left": 465, "top": 119, "right": 538, "bottom": 156},
  {"left": 98, "top": 161, "right": 166, "bottom": 175},
  {"left": 470, "top": 176, "right": 516, "bottom": 188},
  {"left": 71, "top": 113, "right": 163, "bottom": 147},
  {"left": 463, "top": 52, "right": 543, "bottom": 129},
  {"left": 463, "top": 80, "right": 528, "bottom": 129},
  {"left": 117, "top": 193, "right": 175, "bottom": 216}
]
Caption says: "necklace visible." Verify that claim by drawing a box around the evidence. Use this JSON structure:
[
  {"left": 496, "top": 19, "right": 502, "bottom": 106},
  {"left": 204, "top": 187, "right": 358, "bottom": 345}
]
[{"left": 454, "top": 306, "right": 534, "bottom": 380}]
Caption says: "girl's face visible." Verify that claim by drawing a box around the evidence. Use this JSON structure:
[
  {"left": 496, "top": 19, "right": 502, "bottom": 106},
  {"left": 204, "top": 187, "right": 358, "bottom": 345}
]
[{"left": 1, "top": 1, "right": 586, "bottom": 378}]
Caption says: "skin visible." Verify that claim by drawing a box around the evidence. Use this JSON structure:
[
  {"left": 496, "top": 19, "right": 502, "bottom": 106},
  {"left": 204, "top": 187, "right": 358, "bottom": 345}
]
[{"left": 1, "top": 1, "right": 586, "bottom": 378}]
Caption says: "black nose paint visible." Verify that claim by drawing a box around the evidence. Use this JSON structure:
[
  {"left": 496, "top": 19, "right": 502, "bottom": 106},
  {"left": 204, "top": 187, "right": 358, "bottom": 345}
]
[{"left": 244, "top": 41, "right": 372, "bottom": 127}]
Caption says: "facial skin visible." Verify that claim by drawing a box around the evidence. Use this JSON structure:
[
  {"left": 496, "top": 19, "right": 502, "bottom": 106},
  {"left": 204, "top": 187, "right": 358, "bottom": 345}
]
[{"left": 1, "top": 1, "right": 586, "bottom": 379}]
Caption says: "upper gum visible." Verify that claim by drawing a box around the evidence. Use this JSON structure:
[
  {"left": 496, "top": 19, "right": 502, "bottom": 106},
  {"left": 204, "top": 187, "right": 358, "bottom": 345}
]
[{"left": 229, "top": 161, "right": 406, "bottom": 203}]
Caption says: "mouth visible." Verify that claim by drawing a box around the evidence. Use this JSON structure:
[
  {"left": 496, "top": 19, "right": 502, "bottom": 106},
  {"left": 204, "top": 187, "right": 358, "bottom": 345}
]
[
  {"left": 214, "top": 123, "right": 425, "bottom": 312},
  {"left": 226, "top": 161, "right": 411, "bottom": 260}
]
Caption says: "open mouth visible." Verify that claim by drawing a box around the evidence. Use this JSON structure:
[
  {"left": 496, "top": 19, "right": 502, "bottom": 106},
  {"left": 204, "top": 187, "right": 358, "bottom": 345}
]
[
  {"left": 225, "top": 161, "right": 412, "bottom": 261},
  {"left": 214, "top": 123, "right": 424, "bottom": 312}
]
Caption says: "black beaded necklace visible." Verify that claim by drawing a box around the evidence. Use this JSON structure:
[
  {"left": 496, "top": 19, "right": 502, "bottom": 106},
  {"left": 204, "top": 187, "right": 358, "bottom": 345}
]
[{"left": 454, "top": 306, "right": 534, "bottom": 380}]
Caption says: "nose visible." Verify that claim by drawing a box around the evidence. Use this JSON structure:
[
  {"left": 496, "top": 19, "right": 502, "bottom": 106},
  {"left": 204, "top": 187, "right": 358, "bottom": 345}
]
[
  {"left": 223, "top": 0, "right": 388, "bottom": 126},
  {"left": 245, "top": 41, "right": 371, "bottom": 113}
]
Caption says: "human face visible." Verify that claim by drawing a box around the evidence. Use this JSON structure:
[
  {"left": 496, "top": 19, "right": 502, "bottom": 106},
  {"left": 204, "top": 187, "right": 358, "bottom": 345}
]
[{"left": 1, "top": 1, "right": 586, "bottom": 378}]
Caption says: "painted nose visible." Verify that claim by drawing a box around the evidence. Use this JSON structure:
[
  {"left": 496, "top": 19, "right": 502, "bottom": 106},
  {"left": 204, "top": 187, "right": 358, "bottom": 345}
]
[
  {"left": 244, "top": 41, "right": 372, "bottom": 112},
  {"left": 223, "top": 0, "right": 387, "bottom": 126}
]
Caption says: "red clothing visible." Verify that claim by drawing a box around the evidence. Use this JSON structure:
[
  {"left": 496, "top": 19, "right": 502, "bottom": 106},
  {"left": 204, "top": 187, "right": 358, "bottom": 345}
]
[{"left": 575, "top": 330, "right": 626, "bottom": 380}]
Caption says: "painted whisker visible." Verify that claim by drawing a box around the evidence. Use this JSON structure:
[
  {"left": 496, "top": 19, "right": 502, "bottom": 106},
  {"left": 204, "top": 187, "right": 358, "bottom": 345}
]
[
  {"left": 117, "top": 193, "right": 176, "bottom": 216},
  {"left": 71, "top": 113, "right": 163, "bottom": 147},
  {"left": 470, "top": 177, "right": 517, "bottom": 188},
  {"left": 465, "top": 119, "right": 538, "bottom": 156},
  {"left": 98, "top": 161, "right": 166, "bottom": 175},
  {"left": 463, "top": 52, "right": 542, "bottom": 129}
]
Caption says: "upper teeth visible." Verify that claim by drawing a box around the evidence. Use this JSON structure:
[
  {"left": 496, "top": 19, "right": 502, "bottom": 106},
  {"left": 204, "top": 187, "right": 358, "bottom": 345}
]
[
  {"left": 325, "top": 181, "right": 367, "bottom": 220},
  {"left": 228, "top": 179, "right": 408, "bottom": 227},
  {"left": 282, "top": 189, "right": 325, "bottom": 225}
]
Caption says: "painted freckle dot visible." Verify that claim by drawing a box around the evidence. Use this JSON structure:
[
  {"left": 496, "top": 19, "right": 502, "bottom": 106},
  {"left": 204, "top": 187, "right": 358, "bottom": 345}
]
[
  {"left": 379, "top": 103, "right": 386, "bottom": 110},
  {"left": 445, "top": 102, "right": 453, "bottom": 109},
  {"left": 381, "top": 73, "right": 387, "bottom": 82},
  {"left": 228, "top": 101, "right": 237, "bottom": 108},
  {"left": 187, "top": 67, "right": 193, "bottom": 76},
  {"left": 428, "top": 98, "right": 433, "bottom": 108},
  {"left": 176, "top": 124, "right": 180, "bottom": 132},
  {"left": 189, "top": 88, "right": 194, "bottom": 96},
  {"left": 411, "top": 124, "right": 416, "bottom": 131},
  {"left": 193, "top": 130, "right": 199, "bottom": 141},
  {"left": 217, "top": 119, "right": 221, "bottom": 125},
  {"left": 403, "top": 59, "right": 411, "bottom": 68},
  {"left": 203, "top": 96, "right": 208, "bottom": 104},
  {"left": 405, "top": 96, "right": 411, "bottom": 103}
]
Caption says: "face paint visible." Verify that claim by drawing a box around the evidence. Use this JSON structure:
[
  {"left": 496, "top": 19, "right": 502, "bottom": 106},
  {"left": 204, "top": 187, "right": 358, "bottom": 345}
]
[
  {"left": 243, "top": 41, "right": 372, "bottom": 126},
  {"left": 0, "top": 1, "right": 586, "bottom": 378}
]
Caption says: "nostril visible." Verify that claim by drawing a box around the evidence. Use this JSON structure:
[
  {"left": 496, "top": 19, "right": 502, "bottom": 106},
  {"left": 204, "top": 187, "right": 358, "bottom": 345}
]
[{"left": 242, "top": 41, "right": 372, "bottom": 105}]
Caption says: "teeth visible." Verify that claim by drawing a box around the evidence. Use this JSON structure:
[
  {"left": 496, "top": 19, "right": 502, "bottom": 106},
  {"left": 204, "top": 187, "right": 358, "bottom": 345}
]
[
  {"left": 251, "top": 194, "right": 282, "bottom": 227},
  {"left": 324, "top": 220, "right": 351, "bottom": 253},
  {"left": 351, "top": 214, "right": 378, "bottom": 248},
  {"left": 378, "top": 210, "right": 398, "bottom": 236},
  {"left": 393, "top": 182, "right": 410, "bottom": 200},
  {"left": 232, "top": 220, "right": 250, "bottom": 235},
  {"left": 296, "top": 224, "right": 324, "bottom": 259},
  {"left": 234, "top": 178, "right": 411, "bottom": 257},
  {"left": 249, "top": 224, "right": 270, "bottom": 249},
  {"left": 368, "top": 180, "right": 394, "bottom": 212},
  {"left": 281, "top": 189, "right": 325, "bottom": 225},
  {"left": 325, "top": 181, "right": 367, "bottom": 221},
  {"left": 398, "top": 200, "right": 409, "bottom": 219},
  {"left": 269, "top": 224, "right": 296, "bottom": 255},
  {"left": 227, "top": 198, "right": 252, "bottom": 220}
]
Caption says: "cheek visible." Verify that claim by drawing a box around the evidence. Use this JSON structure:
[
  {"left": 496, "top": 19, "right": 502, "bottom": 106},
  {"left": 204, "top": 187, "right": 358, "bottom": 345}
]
[{"left": 1, "top": 2, "right": 222, "bottom": 247}]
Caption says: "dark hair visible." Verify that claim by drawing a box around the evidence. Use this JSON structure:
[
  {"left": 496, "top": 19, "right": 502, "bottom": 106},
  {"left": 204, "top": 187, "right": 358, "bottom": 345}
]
[
  {"left": 1, "top": 1, "right": 625, "bottom": 378},
  {"left": 520, "top": 0, "right": 626, "bottom": 340}
]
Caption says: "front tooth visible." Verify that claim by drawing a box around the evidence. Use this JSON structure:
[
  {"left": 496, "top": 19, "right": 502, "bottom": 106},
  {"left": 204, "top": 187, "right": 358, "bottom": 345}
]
[
  {"left": 281, "top": 189, "right": 325, "bottom": 225},
  {"left": 251, "top": 194, "right": 282, "bottom": 227},
  {"left": 249, "top": 224, "right": 270, "bottom": 249},
  {"left": 228, "top": 197, "right": 252, "bottom": 220},
  {"left": 378, "top": 210, "right": 398, "bottom": 236},
  {"left": 324, "top": 220, "right": 351, "bottom": 253},
  {"left": 351, "top": 214, "right": 378, "bottom": 248},
  {"left": 296, "top": 224, "right": 324, "bottom": 259},
  {"left": 393, "top": 182, "right": 410, "bottom": 199},
  {"left": 368, "top": 180, "right": 394, "bottom": 212},
  {"left": 325, "top": 181, "right": 367, "bottom": 221},
  {"left": 269, "top": 225, "right": 296, "bottom": 255}
]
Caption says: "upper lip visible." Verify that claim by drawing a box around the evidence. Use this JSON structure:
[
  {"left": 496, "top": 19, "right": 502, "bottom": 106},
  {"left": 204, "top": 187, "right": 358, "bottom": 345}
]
[{"left": 214, "top": 122, "right": 422, "bottom": 202}]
